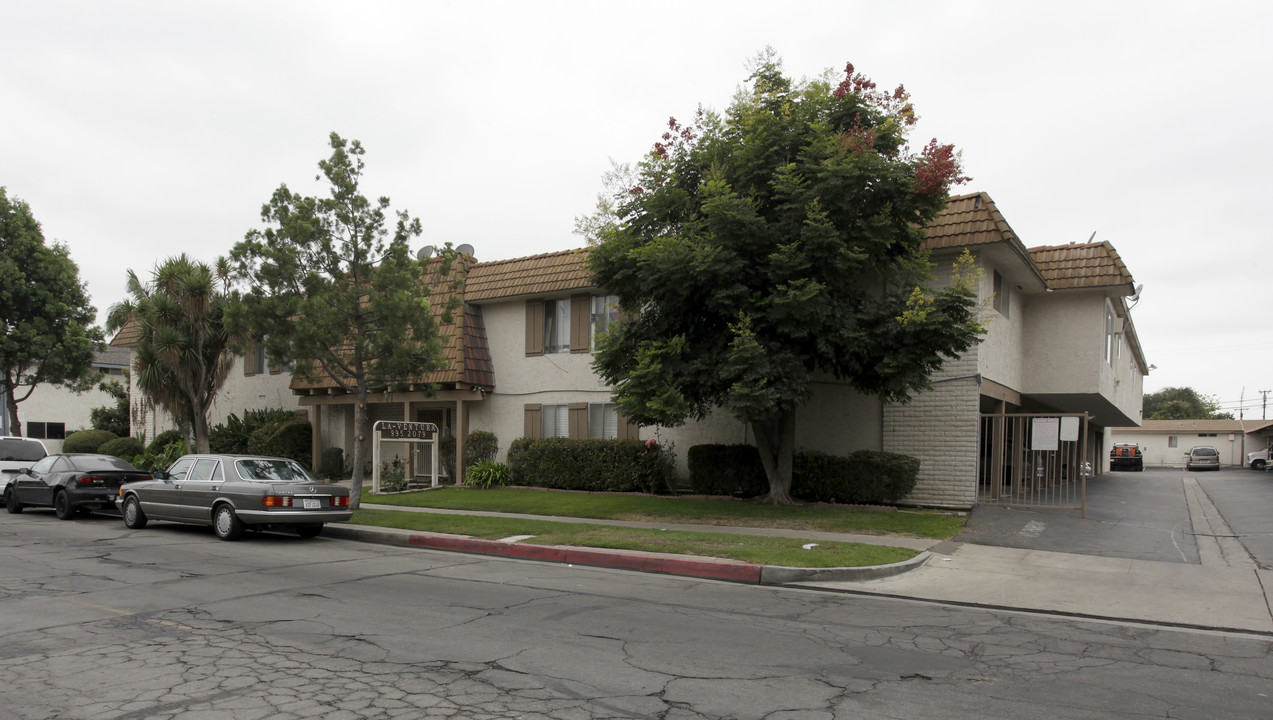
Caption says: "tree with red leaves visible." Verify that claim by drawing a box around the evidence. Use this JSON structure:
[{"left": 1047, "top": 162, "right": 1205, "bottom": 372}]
[{"left": 588, "top": 50, "right": 982, "bottom": 504}]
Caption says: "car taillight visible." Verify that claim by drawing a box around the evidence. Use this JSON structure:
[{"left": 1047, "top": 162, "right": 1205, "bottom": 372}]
[
  {"left": 77, "top": 475, "right": 105, "bottom": 484},
  {"left": 262, "top": 496, "right": 293, "bottom": 507},
  {"left": 331, "top": 496, "right": 349, "bottom": 507}
]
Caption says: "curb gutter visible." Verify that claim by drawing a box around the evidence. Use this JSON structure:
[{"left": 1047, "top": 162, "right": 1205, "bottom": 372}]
[{"left": 324, "top": 524, "right": 929, "bottom": 585}]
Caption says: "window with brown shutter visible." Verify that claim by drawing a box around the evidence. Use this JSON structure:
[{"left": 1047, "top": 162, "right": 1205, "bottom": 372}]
[
  {"left": 524, "top": 404, "right": 542, "bottom": 438},
  {"left": 525, "top": 301, "right": 544, "bottom": 356},
  {"left": 570, "top": 294, "right": 590, "bottom": 354}
]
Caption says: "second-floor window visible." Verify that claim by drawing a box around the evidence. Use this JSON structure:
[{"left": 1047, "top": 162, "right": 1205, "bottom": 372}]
[
  {"left": 526, "top": 295, "right": 617, "bottom": 356},
  {"left": 992, "top": 270, "right": 1008, "bottom": 317},
  {"left": 1105, "top": 306, "right": 1116, "bottom": 366},
  {"left": 591, "top": 295, "right": 620, "bottom": 350},
  {"left": 543, "top": 299, "right": 572, "bottom": 354}
]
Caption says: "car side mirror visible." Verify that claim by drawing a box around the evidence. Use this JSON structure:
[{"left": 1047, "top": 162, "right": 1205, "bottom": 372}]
[{"left": 153, "top": 471, "right": 171, "bottom": 481}]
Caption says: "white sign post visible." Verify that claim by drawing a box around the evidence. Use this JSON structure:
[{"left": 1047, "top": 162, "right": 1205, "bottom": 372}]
[{"left": 371, "top": 421, "right": 440, "bottom": 493}]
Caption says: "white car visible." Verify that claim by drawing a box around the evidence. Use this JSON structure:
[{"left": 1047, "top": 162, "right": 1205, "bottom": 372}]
[
  {"left": 1248, "top": 448, "right": 1269, "bottom": 470},
  {"left": 0, "top": 436, "right": 50, "bottom": 492}
]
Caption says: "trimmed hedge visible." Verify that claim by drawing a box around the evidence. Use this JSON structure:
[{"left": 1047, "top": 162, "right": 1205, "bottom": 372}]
[
  {"left": 794, "top": 449, "right": 920, "bottom": 504},
  {"left": 507, "top": 437, "right": 675, "bottom": 494},
  {"left": 687, "top": 443, "right": 921, "bottom": 505},
  {"left": 464, "top": 430, "right": 499, "bottom": 468},
  {"left": 99, "top": 436, "right": 145, "bottom": 460},
  {"left": 686, "top": 444, "right": 769, "bottom": 497},
  {"left": 62, "top": 429, "right": 118, "bottom": 454}
]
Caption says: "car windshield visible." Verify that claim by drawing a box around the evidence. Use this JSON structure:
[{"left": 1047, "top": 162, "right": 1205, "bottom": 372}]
[
  {"left": 0, "top": 439, "right": 46, "bottom": 462},
  {"left": 1193, "top": 448, "right": 1218, "bottom": 456},
  {"left": 235, "top": 459, "right": 315, "bottom": 482},
  {"left": 69, "top": 455, "right": 140, "bottom": 472}
]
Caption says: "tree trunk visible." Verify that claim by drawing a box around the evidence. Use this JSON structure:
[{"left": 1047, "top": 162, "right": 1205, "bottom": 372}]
[
  {"left": 349, "top": 379, "right": 370, "bottom": 510},
  {"left": 4, "top": 388, "right": 21, "bottom": 437},
  {"left": 191, "top": 411, "right": 211, "bottom": 454},
  {"left": 753, "top": 410, "right": 796, "bottom": 505}
]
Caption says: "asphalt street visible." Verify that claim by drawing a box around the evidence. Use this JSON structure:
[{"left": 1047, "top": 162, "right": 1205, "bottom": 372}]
[{"left": 2, "top": 512, "right": 1272, "bottom": 719}]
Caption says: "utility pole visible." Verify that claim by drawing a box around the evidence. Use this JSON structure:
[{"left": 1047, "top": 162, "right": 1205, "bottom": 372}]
[{"left": 1261, "top": 390, "right": 1271, "bottom": 420}]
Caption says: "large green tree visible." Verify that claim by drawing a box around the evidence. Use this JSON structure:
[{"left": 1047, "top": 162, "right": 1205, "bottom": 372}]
[
  {"left": 0, "top": 187, "right": 103, "bottom": 435},
  {"left": 587, "top": 53, "right": 984, "bottom": 504},
  {"left": 1143, "top": 386, "right": 1233, "bottom": 420},
  {"left": 227, "top": 132, "right": 449, "bottom": 508},
  {"left": 106, "top": 255, "right": 237, "bottom": 453}
]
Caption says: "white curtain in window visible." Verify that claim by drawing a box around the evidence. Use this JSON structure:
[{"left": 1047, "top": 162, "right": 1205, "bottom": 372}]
[
  {"left": 588, "top": 404, "right": 618, "bottom": 439},
  {"left": 542, "top": 405, "right": 569, "bottom": 438}
]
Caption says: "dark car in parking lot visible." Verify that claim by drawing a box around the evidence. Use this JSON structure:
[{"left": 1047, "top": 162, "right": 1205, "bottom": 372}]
[
  {"left": 116, "top": 454, "right": 352, "bottom": 540},
  {"left": 4, "top": 453, "right": 150, "bottom": 518},
  {"left": 1109, "top": 443, "right": 1144, "bottom": 471}
]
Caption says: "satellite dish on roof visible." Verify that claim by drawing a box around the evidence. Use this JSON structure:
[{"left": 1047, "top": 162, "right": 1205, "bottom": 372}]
[
  {"left": 456, "top": 243, "right": 475, "bottom": 257},
  {"left": 416, "top": 246, "right": 435, "bottom": 260}
]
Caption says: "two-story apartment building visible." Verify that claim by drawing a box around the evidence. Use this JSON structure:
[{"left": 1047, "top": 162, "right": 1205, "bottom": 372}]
[
  {"left": 1, "top": 348, "right": 131, "bottom": 453},
  {"left": 112, "top": 192, "right": 1148, "bottom": 508}
]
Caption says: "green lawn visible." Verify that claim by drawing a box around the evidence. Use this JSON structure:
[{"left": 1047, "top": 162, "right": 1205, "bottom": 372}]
[{"left": 347, "top": 486, "right": 966, "bottom": 569}]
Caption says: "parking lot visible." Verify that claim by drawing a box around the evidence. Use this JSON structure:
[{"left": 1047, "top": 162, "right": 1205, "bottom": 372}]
[{"left": 955, "top": 466, "right": 1272, "bottom": 568}]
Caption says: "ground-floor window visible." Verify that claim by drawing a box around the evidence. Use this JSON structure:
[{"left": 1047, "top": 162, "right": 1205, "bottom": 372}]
[
  {"left": 588, "top": 403, "right": 619, "bottom": 439},
  {"left": 27, "top": 422, "right": 66, "bottom": 440}
]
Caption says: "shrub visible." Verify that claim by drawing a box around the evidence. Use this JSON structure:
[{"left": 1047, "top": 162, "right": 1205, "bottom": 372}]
[
  {"left": 506, "top": 437, "right": 536, "bottom": 483},
  {"left": 378, "top": 456, "right": 407, "bottom": 492},
  {"left": 318, "top": 447, "right": 345, "bottom": 480},
  {"left": 63, "top": 429, "right": 118, "bottom": 454},
  {"left": 247, "top": 418, "right": 313, "bottom": 468},
  {"left": 465, "top": 460, "right": 511, "bottom": 488},
  {"left": 463, "top": 430, "right": 499, "bottom": 468},
  {"left": 439, "top": 435, "right": 457, "bottom": 479},
  {"left": 99, "top": 436, "right": 145, "bottom": 461},
  {"left": 510, "top": 437, "right": 676, "bottom": 494},
  {"left": 147, "top": 430, "right": 184, "bottom": 456},
  {"left": 210, "top": 408, "right": 299, "bottom": 455},
  {"left": 792, "top": 449, "right": 920, "bottom": 505},
  {"left": 686, "top": 444, "right": 769, "bottom": 497},
  {"left": 131, "top": 439, "right": 186, "bottom": 472}
]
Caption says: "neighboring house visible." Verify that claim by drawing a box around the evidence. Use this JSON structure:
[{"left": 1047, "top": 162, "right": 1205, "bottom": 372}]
[
  {"left": 1108, "top": 419, "right": 1273, "bottom": 468},
  {"left": 111, "top": 191, "right": 1149, "bottom": 508},
  {"left": 0, "top": 348, "right": 131, "bottom": 453}
]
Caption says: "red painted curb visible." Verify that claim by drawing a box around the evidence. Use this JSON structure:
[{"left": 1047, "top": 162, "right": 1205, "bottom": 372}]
[{"left": 407, "top": 534, "right": 764, "bottom": 583}]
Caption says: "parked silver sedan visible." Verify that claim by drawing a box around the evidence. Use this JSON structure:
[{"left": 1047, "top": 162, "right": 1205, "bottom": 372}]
[{"left": 116, "top": 454, "right": 351, "bottom": 540}]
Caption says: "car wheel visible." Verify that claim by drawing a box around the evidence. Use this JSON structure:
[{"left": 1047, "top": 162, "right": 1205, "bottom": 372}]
[
  {"left": 295, "top": 524, "right": 324, "bottom": 539},
  {"left": 54, "top": 491, "right": 75, "bottom": 520},
  {"left": 1253, "top": 460, "right": 1267, "bottom": 470},
  {"left": 122, "top": 495, "right": 148, "bottom": 529},
  {"left": 212, "top": 504, "right": 244, "bottom": 541},
  {"left": 4, "top": 489, "right": 22, "bottom": 514}
]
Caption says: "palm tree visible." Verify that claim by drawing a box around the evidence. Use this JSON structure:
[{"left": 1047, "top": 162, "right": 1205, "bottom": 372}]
[{"left": 106, "top": 255, "right": 236, "bottom": 453}]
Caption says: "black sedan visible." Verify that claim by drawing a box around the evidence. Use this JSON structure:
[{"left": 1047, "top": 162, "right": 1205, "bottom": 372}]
[
  {"left": 4, "top": 454, "right": 150, "bottom": 519},
  {"left": 116, "top": 454, "right": 352, "bottom": 540}
]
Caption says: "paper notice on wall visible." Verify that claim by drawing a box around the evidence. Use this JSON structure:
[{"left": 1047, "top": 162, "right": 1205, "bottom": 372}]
[{"left": 1032, "top": 417, "right": 1060, "bottom": 451}]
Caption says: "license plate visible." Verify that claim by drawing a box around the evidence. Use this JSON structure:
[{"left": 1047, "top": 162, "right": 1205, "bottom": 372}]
[{"left": 302, "top": 498, "right": 321, "bottom": 509}]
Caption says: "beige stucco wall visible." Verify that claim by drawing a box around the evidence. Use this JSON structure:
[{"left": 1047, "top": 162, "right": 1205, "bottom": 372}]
[
  {"left": 127, "top": 352, "right": 300, "bottom": 443},
  {"left": 10, "top": 372, "right": 124, "bottom": 453},
  {"left": 1108, "top": 427, "right": 1246, "bottom": 468},
  {"left": 972, "top": 257, "right": 1026, "bottom": 391}
]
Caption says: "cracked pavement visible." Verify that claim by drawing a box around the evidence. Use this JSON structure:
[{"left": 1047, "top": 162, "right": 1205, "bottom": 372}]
[{"left": 2, "top": 513, "right": 1271, "bottom": 719}]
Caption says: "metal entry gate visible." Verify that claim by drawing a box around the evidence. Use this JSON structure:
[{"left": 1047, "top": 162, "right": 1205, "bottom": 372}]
[{"left": 978, "top": 413, "right": 1089, "bottom": 517}]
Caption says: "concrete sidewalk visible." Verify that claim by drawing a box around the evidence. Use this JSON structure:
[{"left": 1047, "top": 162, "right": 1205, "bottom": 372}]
[{"left": 334, "top": 502, "right": 1273, "bottom": 635}]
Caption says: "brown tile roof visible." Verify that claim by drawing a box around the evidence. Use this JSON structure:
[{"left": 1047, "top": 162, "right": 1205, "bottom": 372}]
[
  {"left": 289, "top": 255, "right": 494, "bottom": 394},
  {"left": 464, "top": 248, "right": 593, "bottom": 302},
  {"left": 1029, "top": 241, "right": 1136, "bottom": 292},
  {"left": 109, "top": 317, "right": 144, "bottom": 348},
  {"left": 923, "top": 192, "right": 1023, "bottom": 250}
]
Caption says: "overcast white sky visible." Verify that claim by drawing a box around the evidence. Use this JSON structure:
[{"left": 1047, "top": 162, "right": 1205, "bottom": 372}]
[{"left": 4, "top": 1, "right": 1271, "bottom": 419}]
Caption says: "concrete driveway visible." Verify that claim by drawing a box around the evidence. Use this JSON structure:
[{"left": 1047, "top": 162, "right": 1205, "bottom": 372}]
[{"left": 954, "top": 466, "right": 1272, "bottom": 568}]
